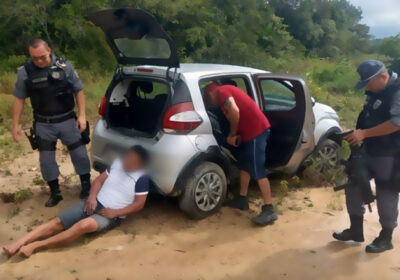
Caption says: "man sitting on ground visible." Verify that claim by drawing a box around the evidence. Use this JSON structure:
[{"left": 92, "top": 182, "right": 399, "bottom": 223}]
[{"left": 3, "top": 145, "right": 150, "bottom": 258}]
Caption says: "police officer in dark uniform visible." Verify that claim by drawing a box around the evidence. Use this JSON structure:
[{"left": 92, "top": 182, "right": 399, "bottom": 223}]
[
  {"left": 333, "top": 60, "right": 400, "bottom": 253},
  {"left": 11, "top": 38, "right": 91, "bottom": 207}
]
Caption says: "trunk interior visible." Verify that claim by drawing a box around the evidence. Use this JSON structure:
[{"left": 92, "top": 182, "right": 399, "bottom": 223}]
[{"left": 107, "top": 79, "right": 169, "bottom": 137}]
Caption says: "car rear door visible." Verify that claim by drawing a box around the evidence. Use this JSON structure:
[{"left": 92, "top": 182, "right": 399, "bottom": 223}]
[
  {"left": 89, "top": 8, "right": 179, "bottom": 67},
  {"left": 253, "top": 74, "right": 315, "bottom": 173}
]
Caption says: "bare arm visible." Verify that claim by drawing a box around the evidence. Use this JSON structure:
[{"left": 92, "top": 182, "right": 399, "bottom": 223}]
[
  {"left": 11, "top": 97, "right": 25, "bottom": 142},
  {"left": 223, "top": 97, "right": 240, "bottom": 136},
  {"left": 344, "top": 120, "right": 400, "bottom": 145},
  {"left": 99, "top": 194, "right": 148, "bottom": 218},
  {"left": 362, "top": 121, "right": 400, "bottom": 138},
  {"left": 88, "top": 172, "right": 108, "bottom": 200},
  {"left": 74, "top": 90, "right": 86, "bottom": 132},
  {"left": 113, "top": 195, "right": 147, "bottom": 217},
  {"left": 84, "top": 172, "right": 108, "bottom": 215}
]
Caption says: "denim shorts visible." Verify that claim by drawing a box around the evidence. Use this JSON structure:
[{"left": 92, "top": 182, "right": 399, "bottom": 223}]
[
  {"left": 237, "top": 129, "right": 270, "bottom": 179},
  {"left": 58, "top": 199, "right": 122, "bottom": 232}
]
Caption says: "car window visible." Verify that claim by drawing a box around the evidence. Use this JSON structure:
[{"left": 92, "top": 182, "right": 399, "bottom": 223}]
[
  {"left": 133, "top": 81, "right": 168, "bottom": 100},
  {"left": 260, "top": 80, "right": 296, "bottom": 111},
  {"left": 199, "top": 77, "right": 251, "bottom": 97}
]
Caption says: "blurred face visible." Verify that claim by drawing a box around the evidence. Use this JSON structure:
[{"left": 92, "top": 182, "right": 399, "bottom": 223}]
[
  {"left": 365, "top": 71, "right": 390, "bottom": 93},
  {"left": 122, "top": 150, "right": 143, "bottom": 172},
  {"left": 29, "top": 44, "right": 52, "bottom": 68}
]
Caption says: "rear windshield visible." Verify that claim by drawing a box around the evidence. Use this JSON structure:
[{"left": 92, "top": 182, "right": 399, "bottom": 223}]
[{"left": 114, "top": 37, "right": 171, "bottom": 59}]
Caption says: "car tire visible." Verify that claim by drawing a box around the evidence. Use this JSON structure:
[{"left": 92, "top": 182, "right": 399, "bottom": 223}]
[
  {"left": 179, "top": 162, "right": 227, "bottom": 220},
  {"left": 312, "top": 138, "right": 341, "bottom": 172}
]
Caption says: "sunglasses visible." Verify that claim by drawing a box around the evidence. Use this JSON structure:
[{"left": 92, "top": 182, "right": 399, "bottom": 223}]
[{"left": 31, "top": 54, "right": 50, "bottom": 62}]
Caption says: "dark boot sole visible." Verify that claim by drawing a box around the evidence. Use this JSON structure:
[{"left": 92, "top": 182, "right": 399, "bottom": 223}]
[
  {"left": 366, "top": 244, "right": 393, "bottom": 253},
  {"left": 251, "top": 214, "right": 278, "bottom": 226},
  {"left": 332, "top": 232, "right": 364, "bottom": 242},
  {"left": 45, "top": 196, "right": 63, "bottom": 207}
]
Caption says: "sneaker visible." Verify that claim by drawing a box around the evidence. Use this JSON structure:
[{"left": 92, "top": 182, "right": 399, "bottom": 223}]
[
  {"left": 223, "top": 195, "right": 249, "bottom": 210},
  {"left": 251, "top": 205, "right": 278, "bottom": 226}
]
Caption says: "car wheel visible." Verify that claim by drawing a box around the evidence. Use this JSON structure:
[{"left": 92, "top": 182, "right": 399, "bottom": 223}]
[
  {"left": 179, "top": 162, "right": 227, "bottom": 220},
  {"left": 312, "top": 139, "right": 341, "bottom": 172}
]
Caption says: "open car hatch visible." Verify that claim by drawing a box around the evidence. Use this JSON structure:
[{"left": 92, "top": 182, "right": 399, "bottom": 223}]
[{"left": 89, "top": 8, "right": 179, "bottom": 67}]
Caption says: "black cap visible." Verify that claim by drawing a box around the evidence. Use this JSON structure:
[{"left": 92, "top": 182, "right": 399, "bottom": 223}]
[{"left": 355, "top": 60, "right": 385, "bottom": 90}]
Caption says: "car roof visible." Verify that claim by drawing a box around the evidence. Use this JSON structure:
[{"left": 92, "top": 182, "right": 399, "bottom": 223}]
[
  {"left": 122, "top": 63, "right": 269, "bottom": 79},
  {"left": 177, "top": 63, "right": 268, "bottom": 74}
]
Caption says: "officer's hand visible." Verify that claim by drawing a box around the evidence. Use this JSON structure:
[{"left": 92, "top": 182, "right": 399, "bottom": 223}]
[
  {"left": 344, "top": 129, "right": 365, "bottom": 146},
  {"left": 76, "top": 116, "right": 86, "bottom": 133},
  {"left": 84, "top": 198, "right": 97, "bottom": 215},
  {"left": 11, "top": 125, "right": 23, "bottom": 143},
  {"left": 99, "top": 208, "right": 117, "bottom": 219}
]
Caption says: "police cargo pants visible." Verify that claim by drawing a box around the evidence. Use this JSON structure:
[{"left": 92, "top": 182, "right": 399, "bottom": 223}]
[
  {"left": 345, "top": 154, "right": 398, "bottom": 229},
  {"left": 35, "top": 117, "right": 91, "bottom": 182}
]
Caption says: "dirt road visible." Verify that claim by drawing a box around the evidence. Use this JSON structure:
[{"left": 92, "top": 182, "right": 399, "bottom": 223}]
[{"left": 1, "top": 149, "right": 400, "bottom": 280}]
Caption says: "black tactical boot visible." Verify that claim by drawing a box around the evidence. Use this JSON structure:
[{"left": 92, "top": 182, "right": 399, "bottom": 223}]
[
  {"left": 366, "top": 228, "right": 394, "bottom": 253},
  {"left": 79, "top": 173, "right": 91, "bottom": 199},
  {"left": 45, "top": 179, "right": 63, "bottom": 207},
  {"left": 333, "top": 215, "right": 364, "bottom": 242},
  {"left": 251, "top": 204, "right": 278, "bottom": 226},
  {"left": 223, "top": 195, "right": 249, "bottom": 210}
]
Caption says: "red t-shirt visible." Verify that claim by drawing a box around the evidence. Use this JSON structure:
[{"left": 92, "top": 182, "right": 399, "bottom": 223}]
[{"left": 216, "top": 85, "right": 271, "bottom": 142}]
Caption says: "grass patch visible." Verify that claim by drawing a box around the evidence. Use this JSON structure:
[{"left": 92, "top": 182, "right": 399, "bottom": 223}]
[
  {"left": 32, "top": 175, "right": 46, "bottom": 186},
  {"left": 0, "top": 189, "right": 31, "bottom": 203},
  {"left": 14, "top": 189, "right": 30, "bottom": 203}
]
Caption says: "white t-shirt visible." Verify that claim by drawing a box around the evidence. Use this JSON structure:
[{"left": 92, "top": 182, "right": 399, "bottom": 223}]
[{"left": 97, "top": 159, "right": 149, "bottom": 215}]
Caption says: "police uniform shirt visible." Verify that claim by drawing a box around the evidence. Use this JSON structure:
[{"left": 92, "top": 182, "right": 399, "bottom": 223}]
[
  {"left": 381, "top": 73, "right": 400, "bottom": 127},
  {"left": 391, "top": 73, "right": 400, "bottom": 127},
  {"left": 13, "top": 58, "right": 84, "bottom": 99}
]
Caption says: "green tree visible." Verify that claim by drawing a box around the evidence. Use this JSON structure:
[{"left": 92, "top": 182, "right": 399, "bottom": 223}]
[{"left": 379, "top": 35, "right": 400, "bottom": 72}]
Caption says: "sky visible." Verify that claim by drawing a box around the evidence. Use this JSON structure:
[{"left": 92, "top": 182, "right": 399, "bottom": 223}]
[{"left": 348, "top": 0, "right": 400, "bottom": 38}]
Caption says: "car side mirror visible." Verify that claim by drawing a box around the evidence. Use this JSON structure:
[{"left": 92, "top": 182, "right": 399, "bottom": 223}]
[{"left": 311, "top": 97, "right": 316, "bottom": 107}]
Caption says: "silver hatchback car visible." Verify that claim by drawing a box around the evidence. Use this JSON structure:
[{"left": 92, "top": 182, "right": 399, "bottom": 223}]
[{"left": 89, "top": 8, "right": 342, "bottom": 219}]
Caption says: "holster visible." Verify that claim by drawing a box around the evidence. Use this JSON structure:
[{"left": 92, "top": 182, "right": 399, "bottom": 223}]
[
  {"left": 24, "top": 127, "right": 38, "bottom": 150},
  {"left": 81, "top": 121, "right": 90, "bottom": 144},
  {"left": 67, "top": 121, "right": 90, "bottom": 151}
]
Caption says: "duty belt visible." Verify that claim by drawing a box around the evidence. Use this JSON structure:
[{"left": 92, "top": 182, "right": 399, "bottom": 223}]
[{"left": 34, "top": 111, "right": 75, "bottom": 124}]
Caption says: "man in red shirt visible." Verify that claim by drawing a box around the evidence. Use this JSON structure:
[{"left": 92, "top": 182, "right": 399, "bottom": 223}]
[{"left": 205, "top": 82, "right": 277, "bottom": 225}]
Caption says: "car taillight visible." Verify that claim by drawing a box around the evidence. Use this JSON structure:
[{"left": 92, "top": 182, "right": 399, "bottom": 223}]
[
  {"left": 163, "top": 102, "right": 202, "bottom": 133},
  {"left": 98, "top": 96, "right": 107, "bottom": 117}
]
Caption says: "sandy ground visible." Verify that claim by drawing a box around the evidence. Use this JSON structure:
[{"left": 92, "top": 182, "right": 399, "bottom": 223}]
[{"left": 1, "top": 146, "right": 400, "bottom": 280}]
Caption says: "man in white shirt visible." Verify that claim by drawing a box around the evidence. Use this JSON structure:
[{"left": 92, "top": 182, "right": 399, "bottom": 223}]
[{"left": 3, "top": 145, "right": 150, "bottom": 258}]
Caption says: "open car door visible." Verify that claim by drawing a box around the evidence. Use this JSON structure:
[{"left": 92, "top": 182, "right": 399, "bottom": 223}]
[
  {"left": 89, "top": 8, "right": 179, "bottom": 67},
  {"left": 253, "top": 74, "right": 315, "bottom": 173}
]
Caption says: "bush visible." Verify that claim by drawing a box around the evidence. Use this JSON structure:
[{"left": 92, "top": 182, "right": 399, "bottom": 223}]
[
  {"left": 311, "top": 59, "right": 358, "bottom": 94},
  {"left": 0, "top": 72, "right": 16, "bottom": 95}
]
